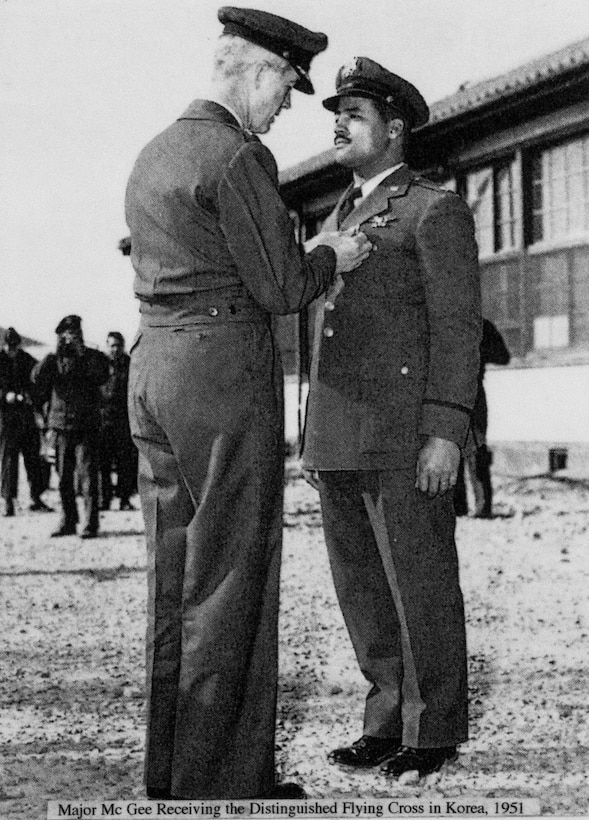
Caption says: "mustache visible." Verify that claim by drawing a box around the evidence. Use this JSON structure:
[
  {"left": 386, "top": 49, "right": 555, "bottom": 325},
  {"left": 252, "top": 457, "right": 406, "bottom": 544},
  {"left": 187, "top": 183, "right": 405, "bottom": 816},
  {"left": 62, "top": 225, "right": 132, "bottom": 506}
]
[{"left": 334, "top": 129, "right": 350, "bottom": 142}]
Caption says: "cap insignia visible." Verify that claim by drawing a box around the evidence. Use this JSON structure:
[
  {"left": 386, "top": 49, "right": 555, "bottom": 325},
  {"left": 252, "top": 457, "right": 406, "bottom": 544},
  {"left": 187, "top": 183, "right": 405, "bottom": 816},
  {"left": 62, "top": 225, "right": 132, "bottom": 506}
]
[{"left": 340, "top": 57, "right": 360, "bottom": 80}]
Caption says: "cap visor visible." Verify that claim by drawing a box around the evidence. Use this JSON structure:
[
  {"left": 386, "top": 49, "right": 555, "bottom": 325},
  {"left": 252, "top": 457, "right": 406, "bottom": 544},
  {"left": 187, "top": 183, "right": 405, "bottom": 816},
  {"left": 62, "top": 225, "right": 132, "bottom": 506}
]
[
  {"left": 322, "top": 89, "right": 384, "bottom": 111},
  {"left": 295, "top": 75, "right": 314, "bottom": 94}
]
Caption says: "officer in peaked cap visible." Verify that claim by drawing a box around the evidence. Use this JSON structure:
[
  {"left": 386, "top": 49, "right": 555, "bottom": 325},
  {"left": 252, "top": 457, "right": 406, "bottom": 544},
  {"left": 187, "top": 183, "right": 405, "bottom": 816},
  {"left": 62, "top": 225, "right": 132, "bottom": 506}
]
[
  {"left": 303, "top": 58, "right": 481, "bottom": 779},
  {"left": 125, "top": 6, "right": 371, "bottom": 803},
  {"left": 322, "top": 56, "right": 430, "bottom": 128},
  {"left": 217, "top": 6, "right": 328, "bottom": 94}
]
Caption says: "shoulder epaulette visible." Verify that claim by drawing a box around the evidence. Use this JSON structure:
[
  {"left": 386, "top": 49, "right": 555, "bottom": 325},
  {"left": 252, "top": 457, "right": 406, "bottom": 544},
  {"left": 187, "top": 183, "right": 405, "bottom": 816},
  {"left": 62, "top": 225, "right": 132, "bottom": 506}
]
[{"left": 413, "top": 176, "right": 446, "bottom": 192}]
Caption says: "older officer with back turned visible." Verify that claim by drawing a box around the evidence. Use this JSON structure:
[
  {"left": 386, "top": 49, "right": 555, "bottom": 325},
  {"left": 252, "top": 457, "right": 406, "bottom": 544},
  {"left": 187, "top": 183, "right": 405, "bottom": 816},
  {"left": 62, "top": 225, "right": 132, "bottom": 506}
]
[
  {"left": 125, "top": 7, "right": 371, "bottom": 801},
  {"left": 303, "top": 58, "right": 481, "bottom": 779}
]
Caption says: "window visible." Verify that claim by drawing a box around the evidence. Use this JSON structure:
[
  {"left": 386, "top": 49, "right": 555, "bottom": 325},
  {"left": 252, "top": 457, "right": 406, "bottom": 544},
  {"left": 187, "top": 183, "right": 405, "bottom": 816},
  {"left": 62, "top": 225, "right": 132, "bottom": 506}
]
[
  {"left": 465, "top": 158, "right": 520, "bottom": 255},
  {"left": 531, "top": 134, "right": 589, "bottom": 244}
]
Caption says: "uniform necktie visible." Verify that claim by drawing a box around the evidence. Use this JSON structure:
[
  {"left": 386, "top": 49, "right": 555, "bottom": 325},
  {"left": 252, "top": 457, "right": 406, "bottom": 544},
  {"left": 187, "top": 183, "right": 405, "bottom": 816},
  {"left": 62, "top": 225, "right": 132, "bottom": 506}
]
[{"left": 337, "top": 186, "right": 363, "bottom": 227}]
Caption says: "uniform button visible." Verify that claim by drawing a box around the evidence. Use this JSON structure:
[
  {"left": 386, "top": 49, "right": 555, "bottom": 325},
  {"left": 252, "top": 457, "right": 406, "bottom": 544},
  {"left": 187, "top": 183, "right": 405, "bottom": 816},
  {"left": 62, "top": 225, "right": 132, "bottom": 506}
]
[
  {"left": 208, "top": 307, "right": 219, "bottom": 317},
  {"left": 323, "top": 326, "right": 334, "bottom": 338},
  {"left": 400, "top": 365, "right": 409, "bottom": 375},
  {"left": 324, "top": 300, "right": 335, "bottom": 311}
]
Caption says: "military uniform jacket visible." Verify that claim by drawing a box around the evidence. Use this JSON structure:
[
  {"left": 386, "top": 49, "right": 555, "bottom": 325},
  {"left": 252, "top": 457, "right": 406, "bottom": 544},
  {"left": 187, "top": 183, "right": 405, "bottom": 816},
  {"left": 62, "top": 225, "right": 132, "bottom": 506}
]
[
  {"left": 0, "top": 348, "right": 38, "bottom": 432},
  {"left": 125, "top": 100, "right": 335, "bottom": 320},
  {"left": 32, "top": 348, "right": 110, "bottom": 433},
  {"left": 302, "top": 164, "right": 482, "bottom": 470}
]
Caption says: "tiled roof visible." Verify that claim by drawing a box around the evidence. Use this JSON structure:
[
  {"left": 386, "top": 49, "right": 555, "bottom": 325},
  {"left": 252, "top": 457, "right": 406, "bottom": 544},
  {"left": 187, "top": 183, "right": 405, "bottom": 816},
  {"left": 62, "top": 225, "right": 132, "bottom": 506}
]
[
  {"left": 428, "top": 35, "right": 589, "bottom": 124},
  {"left": 281, "top": 35, "right": 589, "bottom": 185}
]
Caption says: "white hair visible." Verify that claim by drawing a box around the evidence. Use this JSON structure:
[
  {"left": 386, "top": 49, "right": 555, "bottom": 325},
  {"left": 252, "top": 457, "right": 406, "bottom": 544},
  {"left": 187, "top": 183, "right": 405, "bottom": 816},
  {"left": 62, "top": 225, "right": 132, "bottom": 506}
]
[{"left": 212, "top": 34, "right": 290, "bottom": 81}]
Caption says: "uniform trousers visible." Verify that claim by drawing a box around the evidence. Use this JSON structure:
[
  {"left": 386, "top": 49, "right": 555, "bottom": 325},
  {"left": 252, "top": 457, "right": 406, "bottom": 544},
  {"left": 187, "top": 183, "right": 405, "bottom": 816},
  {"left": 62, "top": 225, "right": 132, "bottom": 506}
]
[
  {"left": 0, "top": 413, "right": 45, "bottom": 502},
  {"left": 99, "top": 419, "right": 137, "bottom": 506},
  {"left": 454, "top": 445, "right": 493, "bottom": 518},
  {"left": 129, "top": 319, "right": 284, "bottom": 799},
  {"left": 318, "top": 468, "right": 468, "bottom": 748},
  {"left": 55, "top": 430, "right": 100, "bottom": 532}
]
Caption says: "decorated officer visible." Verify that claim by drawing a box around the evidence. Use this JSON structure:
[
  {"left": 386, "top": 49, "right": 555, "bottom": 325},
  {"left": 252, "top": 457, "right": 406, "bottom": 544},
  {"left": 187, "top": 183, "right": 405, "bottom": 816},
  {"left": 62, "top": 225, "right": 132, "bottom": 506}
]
[{"left": 303, "top": 57, "right": 482, "bottom": 779}]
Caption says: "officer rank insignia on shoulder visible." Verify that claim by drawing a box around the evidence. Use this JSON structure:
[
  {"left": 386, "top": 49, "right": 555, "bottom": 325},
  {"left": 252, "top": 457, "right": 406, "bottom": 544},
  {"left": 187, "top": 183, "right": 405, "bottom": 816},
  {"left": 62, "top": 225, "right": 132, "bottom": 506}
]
[{"left": 413, "top": 176, "right": 446, "bottom": 192}]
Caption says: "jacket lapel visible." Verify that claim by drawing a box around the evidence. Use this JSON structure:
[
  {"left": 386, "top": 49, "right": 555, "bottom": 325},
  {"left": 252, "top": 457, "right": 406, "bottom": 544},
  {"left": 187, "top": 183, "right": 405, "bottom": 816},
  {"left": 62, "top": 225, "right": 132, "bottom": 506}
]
[{"left": 339, "top": 164, "right": 414, "bottom": 230}]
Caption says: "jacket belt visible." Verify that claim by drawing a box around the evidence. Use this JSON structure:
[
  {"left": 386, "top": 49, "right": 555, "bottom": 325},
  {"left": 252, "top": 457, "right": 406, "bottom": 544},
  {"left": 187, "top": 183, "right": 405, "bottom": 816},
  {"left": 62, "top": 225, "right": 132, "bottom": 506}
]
[{"left": 138, "top": 291, "right": 269, "bottom": 327}]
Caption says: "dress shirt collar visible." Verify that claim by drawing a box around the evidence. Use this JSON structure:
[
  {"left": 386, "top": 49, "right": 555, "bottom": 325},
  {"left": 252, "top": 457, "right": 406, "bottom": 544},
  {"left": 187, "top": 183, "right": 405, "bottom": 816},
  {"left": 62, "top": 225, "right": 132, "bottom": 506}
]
[{"left": 355, "top": 163, "right": 406, "bottom": 201}]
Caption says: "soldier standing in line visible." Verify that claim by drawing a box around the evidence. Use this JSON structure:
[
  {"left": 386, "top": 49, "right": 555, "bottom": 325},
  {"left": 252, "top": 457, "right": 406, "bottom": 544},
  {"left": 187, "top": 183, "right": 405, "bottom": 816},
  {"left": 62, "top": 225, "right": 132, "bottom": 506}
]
[
  {"left": 0, "top": 327, "right": 51, "bottom": 516},
  {"left": 99, "top": 332, "right": 137, "bottom": 512},
  {"left": 32, "top": 315, "right": 110, "bottom": 538},
  {"left": 125, "top": 6, "right": 371, "bottom": 801},
  {"left": 302, "top": 58, "right": 482, "bottom": 779}
]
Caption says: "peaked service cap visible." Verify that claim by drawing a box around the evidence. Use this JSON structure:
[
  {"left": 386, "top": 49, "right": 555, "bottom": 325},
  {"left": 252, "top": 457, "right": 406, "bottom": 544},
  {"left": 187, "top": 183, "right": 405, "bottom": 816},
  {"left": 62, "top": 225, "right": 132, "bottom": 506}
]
[
  {"left": 218, "top": 6, "right": 328, "bottom": 94},
  {"left": 323, "top": 56, "right": 429, "bottom": 129}
]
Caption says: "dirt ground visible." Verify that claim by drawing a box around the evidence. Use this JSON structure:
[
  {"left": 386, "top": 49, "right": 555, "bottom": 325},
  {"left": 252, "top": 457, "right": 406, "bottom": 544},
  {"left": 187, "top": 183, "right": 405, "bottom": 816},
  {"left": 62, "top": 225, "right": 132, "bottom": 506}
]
[{"left": 1, "top": 462, "right": 588, "bottom": 818}]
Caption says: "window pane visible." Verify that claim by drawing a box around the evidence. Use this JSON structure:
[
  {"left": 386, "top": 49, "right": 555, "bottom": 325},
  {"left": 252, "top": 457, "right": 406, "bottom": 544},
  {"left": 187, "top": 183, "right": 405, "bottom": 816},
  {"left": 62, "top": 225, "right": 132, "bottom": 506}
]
[{"left": 531, "top": 134, "right": 589, "bottom": 242}]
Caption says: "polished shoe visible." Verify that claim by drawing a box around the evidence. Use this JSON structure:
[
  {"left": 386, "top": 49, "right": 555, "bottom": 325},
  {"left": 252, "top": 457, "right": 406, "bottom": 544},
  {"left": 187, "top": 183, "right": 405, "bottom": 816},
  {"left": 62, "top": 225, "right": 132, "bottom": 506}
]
[
  {"left": 380, "top": 745, "right": 457, "bottom": 777},
  {"left": 329, "top": 735, "right": 402, "bottom": 768},
  {"left": 30, "top": 499, "right": 53, "bottom": 512},
  {"left": 3, "top": 499, "right": 15, "bottom": 517},
  {"left": 51, "top": 524, "right": 77, "bottom": 537},
  {"left": 81, "top": 528, "right": 98, "bottom": 539},
  {"left": 119, "top": 500, "right": 135, "bottom": 511},
  {"left": 264, "top": 782, "right": 307, "bottom": 799}
]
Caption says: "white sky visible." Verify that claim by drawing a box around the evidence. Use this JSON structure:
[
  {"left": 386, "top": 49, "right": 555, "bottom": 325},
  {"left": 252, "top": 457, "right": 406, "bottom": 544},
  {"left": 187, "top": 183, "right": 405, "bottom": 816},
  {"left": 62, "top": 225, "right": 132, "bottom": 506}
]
[{"left": 2, "top": 0, "right": 589, "bottom": 348}]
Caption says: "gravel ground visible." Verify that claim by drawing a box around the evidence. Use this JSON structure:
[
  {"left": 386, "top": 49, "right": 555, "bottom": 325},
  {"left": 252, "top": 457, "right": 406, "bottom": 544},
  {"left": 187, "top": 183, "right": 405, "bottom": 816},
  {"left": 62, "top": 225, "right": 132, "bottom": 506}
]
[{"left": 1, "top": 463, "right": 588, "bottom": 817}]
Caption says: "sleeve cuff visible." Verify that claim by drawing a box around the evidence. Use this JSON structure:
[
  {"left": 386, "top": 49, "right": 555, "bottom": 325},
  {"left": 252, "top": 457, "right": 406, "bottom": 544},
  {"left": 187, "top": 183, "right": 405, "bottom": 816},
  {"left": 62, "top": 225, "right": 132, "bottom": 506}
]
[{"left": 420, "top": 401, "right": 471, "bottom": 447}]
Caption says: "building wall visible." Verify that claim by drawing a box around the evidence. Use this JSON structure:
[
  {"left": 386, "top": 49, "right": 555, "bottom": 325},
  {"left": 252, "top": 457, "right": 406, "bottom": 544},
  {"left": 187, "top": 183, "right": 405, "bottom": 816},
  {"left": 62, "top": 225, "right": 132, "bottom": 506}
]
[{"left": 486, "top": 364, "right": 589, "bottom": 476}]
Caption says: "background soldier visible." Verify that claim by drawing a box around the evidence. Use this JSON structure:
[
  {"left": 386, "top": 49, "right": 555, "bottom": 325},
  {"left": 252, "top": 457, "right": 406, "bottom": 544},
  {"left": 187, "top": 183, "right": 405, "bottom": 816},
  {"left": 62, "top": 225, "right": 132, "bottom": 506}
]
[
  {"left": 32, "top": 315, "right": 110, "bottom": 538},
  {"left": 454, "top": 318, "right": 511, "bottom": 519},
  {"left": 0, "top": 327, "right": 50, "bottom": 516},
  {"left": 303, "top": 58, "right": 481, "bottom": 779},
  {"left": 99, "top": 331, "right": 137, "bottom": 512},
  {"left": 125, "top": 5, "right": 370, "bottom": 801}
]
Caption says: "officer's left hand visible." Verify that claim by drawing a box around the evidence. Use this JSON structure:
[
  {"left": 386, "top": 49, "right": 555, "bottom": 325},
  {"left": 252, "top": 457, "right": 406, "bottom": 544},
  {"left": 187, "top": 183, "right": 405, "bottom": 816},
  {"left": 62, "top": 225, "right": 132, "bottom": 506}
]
[{"left": 415, "top": 436, "right": 460, "bottom": 498}]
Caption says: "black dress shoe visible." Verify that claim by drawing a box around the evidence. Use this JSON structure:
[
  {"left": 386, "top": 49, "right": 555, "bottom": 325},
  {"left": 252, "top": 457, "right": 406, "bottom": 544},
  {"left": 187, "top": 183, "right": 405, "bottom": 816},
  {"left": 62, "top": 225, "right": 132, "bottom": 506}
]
[
  {"left": 119, "top": 500, "right": 136, "bottom": 511},
  {"left": 81, "top": 528, "right": 98, "bottom": 539},
  {"left": 30, "top": 499, "right": 53, "bottom": 512},
  {"left": 51, "top": 524, "right": 77, "bottom": 537},
  {"left": 264, "top": 782, "right": 307, "bottom": 799},
  {"left": 3, "top": 499, "right": 15, "bottom": 517},
  {"left": 329, "top": 735, "right": 402, "bottom": 768},
  {"left": 380, "top": 745, "right": 457, "bottom": 777}
]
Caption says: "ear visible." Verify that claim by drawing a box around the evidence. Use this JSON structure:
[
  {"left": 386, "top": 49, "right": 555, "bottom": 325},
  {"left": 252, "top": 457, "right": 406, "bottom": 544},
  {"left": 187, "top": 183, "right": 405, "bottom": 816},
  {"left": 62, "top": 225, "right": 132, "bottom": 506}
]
[
  {"left": 253, "top": 62, "right": 268, "bottom": 89},
  {"left": 389, "top": 117, "right": 405, "bottom": 140}
]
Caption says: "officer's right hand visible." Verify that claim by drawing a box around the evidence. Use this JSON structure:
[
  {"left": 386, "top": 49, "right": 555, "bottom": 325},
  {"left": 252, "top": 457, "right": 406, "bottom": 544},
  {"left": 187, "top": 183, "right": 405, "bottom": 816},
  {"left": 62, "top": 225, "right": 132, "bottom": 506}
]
[
  {"left": 313, "top": 230, "right": 372, "bottom": 274},
  {"left": 5, "top": 391, "right": 16, "bottom": 404}
]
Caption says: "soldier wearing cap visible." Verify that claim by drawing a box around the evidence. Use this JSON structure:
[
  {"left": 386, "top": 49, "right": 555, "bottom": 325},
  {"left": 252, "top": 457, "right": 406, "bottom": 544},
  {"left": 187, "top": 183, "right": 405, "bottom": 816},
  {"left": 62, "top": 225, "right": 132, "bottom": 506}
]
[
  {"left": 302, "top": 58, "right": 482, "bottom": 778},
  {"left": 124, "top": 6, "right": 371, "bottom": 801},
  {"left": 0, "top": 327, "right": 50, "bottom": 516},
  {"left": 32, "top": 315, "right": 110, "bottom": 538}
]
